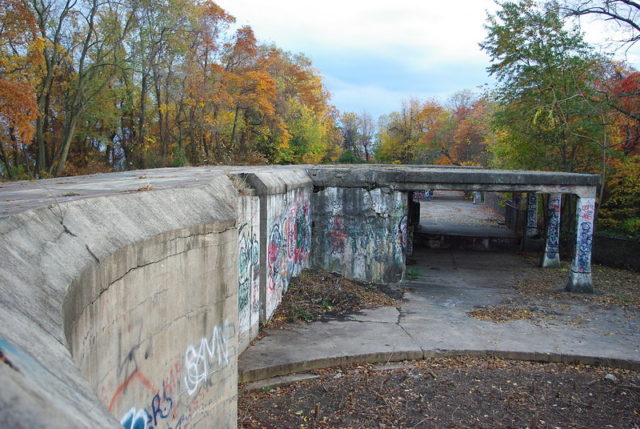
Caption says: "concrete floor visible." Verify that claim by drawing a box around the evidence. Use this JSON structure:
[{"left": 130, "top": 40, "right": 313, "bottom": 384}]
[
  {"left": 418, "top": 190, "right": 517, "bottom": 238},
  {"left": 239, "top": 192, "right": 640, "bottom": 382},
  {"left": 239, "top": 247, "right": 640, "bottom": 382}
]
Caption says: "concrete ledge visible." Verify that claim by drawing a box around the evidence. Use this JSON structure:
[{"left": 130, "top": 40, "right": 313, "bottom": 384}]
[
  {"left": 239, "top": 169, "right": 312, "bottom": 196},
  {"left": 239, "top": 349, "right": 640, "bottom": 384},
  {"left": 307, "top": 166, "right": 600, "bottom": 192}
]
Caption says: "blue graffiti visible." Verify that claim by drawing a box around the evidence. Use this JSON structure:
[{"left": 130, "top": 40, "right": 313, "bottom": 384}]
[
  {"left": 577, "top": 221, "right": 593, "bottom": 273},
  {"left": 121, "top": 392, "right": 175, "bottom": 429}
]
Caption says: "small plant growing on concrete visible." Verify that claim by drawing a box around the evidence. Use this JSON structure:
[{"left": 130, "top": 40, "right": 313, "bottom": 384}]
[{"left": 406, "top": 268, "right": 421, "bottom": 280}]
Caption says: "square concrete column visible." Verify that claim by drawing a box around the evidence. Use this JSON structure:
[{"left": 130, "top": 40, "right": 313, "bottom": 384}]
[
  {"left": 526, "top": 193, "right": 538, "bottom": 237},
  {"left": 542, "top": 193, "right": 561, "bottom": 268},
  {"left": 566, "top": 196, "right": 596, "bottom": 293}
]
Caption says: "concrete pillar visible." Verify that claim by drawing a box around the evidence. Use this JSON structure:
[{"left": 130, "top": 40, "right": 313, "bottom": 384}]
[
  {"left": 526, "top": 193, "right": 538, "bottom": 237},
  {"left": 473, "top": 191, "right": 482, "bottom": 204},
  {"left": 542, "top": 193, "right": 561, "bottom": 268},
  {"left": 566, "top": 196, "right": 596, "bottom": 293}
]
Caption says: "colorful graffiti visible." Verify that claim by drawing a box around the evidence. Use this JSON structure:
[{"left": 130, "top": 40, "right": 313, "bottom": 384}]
[
  {"left": 120, "top": 392, "right": 180, "bottom": 429},
  {"left": 397, "top": 215, "right": 408, "bottom": 253},
  {"left": 116, "top": 320, "right": 235, "bottom": 429},
  {"left": 327, "top": 217, "right": 348, "bottom": 254},
  {"left": 316, "top": 188, "right": 407, "bottom": 283},
  {"left": 575, "top": 198, "right": 595, "bottom": 273},
  {"left": 266, "top": 190, "right": 311, "bottom": 316},
  {"left": 118, "top": 359, "right": 186, "bottom": 429},
  {"left": 183, "top": 321, "right": 235, "bottom": 396},
  {"left": 526, "top": 193, "right": 538, "bottom": 237},
  {"left": 413, "top": 190, "right": 432, "bottom": 201},
  {"left": 545, "top": 194, "right": 561, "bottom": 259},
  {"left": 238, "top": 223, "right": 259, "bottom": 333}
]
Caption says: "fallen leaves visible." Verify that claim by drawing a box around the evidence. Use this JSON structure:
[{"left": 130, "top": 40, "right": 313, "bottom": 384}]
[
  {"left": 264, "top": 269, "right": 400, "bottom": 330},
  {"left": 515, "top": 253, "right": 640, "bottom": 308},
  {"left": 238, "top": 357, "right": 640, "bottom": 428}
]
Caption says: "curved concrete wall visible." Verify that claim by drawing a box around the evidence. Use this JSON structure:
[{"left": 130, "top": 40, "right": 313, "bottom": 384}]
[{"left": 0, "top": 176, "right": 239, "bottom": 428}]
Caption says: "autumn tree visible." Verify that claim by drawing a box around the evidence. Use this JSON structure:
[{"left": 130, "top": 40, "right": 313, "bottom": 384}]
[
  {"left": 481, "top": 0, "right": 606, "bottom": 172},
  {"left": 0, "top": 0, "right": 42, "bottom": 178},
  {"left": 376, "top": 99, "right": 453, "bottom": 164}
]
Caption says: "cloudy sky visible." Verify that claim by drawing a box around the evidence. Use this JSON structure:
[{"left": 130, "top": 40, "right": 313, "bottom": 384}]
[{"left": 216, "top": 0, "right": 639, "bottom": 119}]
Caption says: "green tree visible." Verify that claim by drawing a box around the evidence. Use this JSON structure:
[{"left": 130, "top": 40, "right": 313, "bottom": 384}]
[{"left": 481, "top": 0, "right": 605, "bottom": 172}]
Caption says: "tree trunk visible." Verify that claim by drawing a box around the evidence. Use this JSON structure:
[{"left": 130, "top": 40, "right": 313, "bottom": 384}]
[{"left": 53, "top": 113, "right": 79, "bottom": 176}]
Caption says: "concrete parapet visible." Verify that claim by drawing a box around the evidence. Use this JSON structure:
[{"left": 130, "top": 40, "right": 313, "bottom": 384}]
[{"left": 0, "top": 176, "right": 239, "bottom": 428}]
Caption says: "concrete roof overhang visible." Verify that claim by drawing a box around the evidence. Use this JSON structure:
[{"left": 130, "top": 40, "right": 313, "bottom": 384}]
[
  {"left": 0, "top": 165, "right": 601, "bottom": 218},
  {"left": 307, "top": 165, "right": 601, "bottom": 198}
]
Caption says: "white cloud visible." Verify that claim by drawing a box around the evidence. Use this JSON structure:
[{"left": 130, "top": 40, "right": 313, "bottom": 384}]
[
  {"left": 216, "top": 0, "right": 499, "bottom": 63},
  {"left": 214, "top": 0, "right": 640, "bottom": 116}
]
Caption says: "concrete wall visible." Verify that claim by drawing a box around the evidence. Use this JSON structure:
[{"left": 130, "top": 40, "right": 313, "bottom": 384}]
[
  {"left": 312, "top": 187, "right": 408, "bottom": 283},
  {"left": 0, "top": 177, "right": 239, "bottom": 428},
  {"left": 592, "top": 235, "right": 640, "bottom": 272},
  {"left": 241, "top": 170, "right": 313, "bottom": 323},
  {"left": 264, "top": 187, "right": 312, "bottom": 319},
  {"left": 237, "top": 193, "right": 261, "bottom": 352}
]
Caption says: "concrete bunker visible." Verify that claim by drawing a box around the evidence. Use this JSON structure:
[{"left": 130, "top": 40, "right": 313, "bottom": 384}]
[
  {"left": 0, "top": 165, "right": 600, "bottom": 427},
  {"left": 307, "top": 166, "right": 600, "bottom": 293}
]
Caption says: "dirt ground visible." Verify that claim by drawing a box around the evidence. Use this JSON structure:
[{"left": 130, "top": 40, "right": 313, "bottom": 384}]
[
  {"left": 239, "top": 356, "right": 640, "bottom": 428},
  {"left": 239, "top": 262, "right": 640, "bottom": 428},
  {"left": 469, "top": 253, "right": 640, "bottom": 324}
]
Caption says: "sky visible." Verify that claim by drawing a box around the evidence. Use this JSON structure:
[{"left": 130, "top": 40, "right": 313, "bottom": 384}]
[{"left": 215, "top": 0, "right": 640, "bottom": 119}]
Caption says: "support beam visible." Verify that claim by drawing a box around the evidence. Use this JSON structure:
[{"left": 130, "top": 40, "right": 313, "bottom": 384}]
[
  {"left": 566, "top": 196, "right": 596, "bottom": 293},
  {"left": 542, "top": 193, "right": 561, "bottom": 268},
  {"left": 526, "top": 193, "right": 538, "bottom": 237}
]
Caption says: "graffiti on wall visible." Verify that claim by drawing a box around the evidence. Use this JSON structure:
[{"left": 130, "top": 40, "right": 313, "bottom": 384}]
[
  {"left": 526, "top": 193, "right": 538, "bottom": 237},
  {"left": 397, "top": 215, "right": 408, "bottom": 254},
  {"left": 117, "top": 321, "right": 235, "bottom": 429},
  {"left": 575, "top": 198, "right": 595, "bottom": 273},
  {"left": 545, "top": 194, "right": 561, "bottom": 259},
  {"left": 319, "top": 188, "right": 407, "bottom": 281},
  {"left": 266, "top": 191, "right": 311, "bottom": 315},
  {"left": 183, "top": 321, "right": 235, "bottom": 396},
  {"left": 120, "top": 391, "right": 182, "bottom": 429},
  {"left": 412, "top": 190, "right": 432, "bottom": 201},
  {"left": 238, "top": 223, "right": 259, "bottom": 333},
  {"left": 116, "top": 359, "right": 186, "bottom": 429}
]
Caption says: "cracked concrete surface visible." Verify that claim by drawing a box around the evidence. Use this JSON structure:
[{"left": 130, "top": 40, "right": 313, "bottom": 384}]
[{"left": 239, "top": 248, "right": 640, "bottom": 382}]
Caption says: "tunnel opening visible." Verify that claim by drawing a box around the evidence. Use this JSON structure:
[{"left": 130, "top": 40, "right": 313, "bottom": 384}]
[
  {"left": 408, "top": 189, "right": 525, "bottom": 254},
  {"left": 403, "top": 189, "right": 544, "bottom": 287}
]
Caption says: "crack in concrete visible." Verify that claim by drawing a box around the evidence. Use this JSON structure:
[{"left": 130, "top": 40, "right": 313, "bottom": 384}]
[
  {"left": 73, "top": 231, "right": 236, "bottom": 327},
  {"left": 85, "top": 244, "right": 99, "bottom": 263},
  {"left": 395, "top": 306, "right": 426, "bottom": 358}
]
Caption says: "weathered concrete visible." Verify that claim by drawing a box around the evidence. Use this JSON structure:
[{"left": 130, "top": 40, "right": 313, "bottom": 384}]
[
  {"left": 0, "top": 164, "right": 603, "bottom": 427},
  {"left": 1, "top": 176, "right": 238, "bottom": 428},
  {"left": 307, "top": 165, "right": 600, "bottom": 196},
  {"left": 236, "top": 191, "right": 261, "bottom": 352},
  {"left": 312, "top": 187, "right": 407, "bottom": 283},
  {"left": 240, "top": 170, "right": 312, "bottom": 323},
  {"left": 542, "top": 193, "right": 562, "bottom": 268},
  {"left": 239, "top": 248, "right": 640, "bottom": 382},
  {"left": 568, "top": 196, "right": 597, "bottom": 293},
  {"left": 526, "top": 193, "right": 539, "bottom": 237}
]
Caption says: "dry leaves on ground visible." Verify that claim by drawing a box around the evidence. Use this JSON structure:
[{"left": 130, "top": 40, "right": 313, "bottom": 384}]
[
  {"left": 516, "top": 252, "right": 640, "bottom": 308},
  {"left": 264, "top": 269, "right": 401, "bottom": 331},
  {"left": 239, "top": 356, "right": 640, "bottom": 428}
]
